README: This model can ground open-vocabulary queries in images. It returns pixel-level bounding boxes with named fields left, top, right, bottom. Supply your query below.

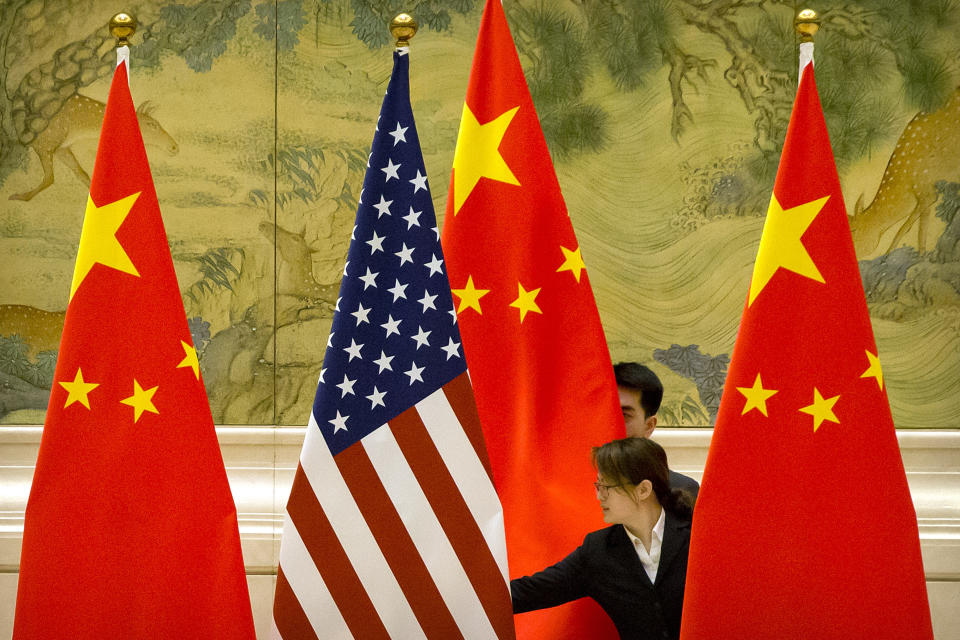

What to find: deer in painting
left=849, top=87, right=960, bottom=258
left=9, top=94, right=179, bottom=202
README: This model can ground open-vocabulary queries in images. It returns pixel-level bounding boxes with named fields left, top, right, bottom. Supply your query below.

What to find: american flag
left=271, top=49, right=516, bottom=640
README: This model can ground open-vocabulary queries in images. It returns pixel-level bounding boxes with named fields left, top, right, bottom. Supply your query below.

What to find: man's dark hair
left=613, top=362, right=663, bottom=417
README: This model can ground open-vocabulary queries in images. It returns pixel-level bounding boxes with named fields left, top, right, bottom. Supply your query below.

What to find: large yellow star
left=799, top=387, right=840, bottom=432
left=451, top=275, right=490, bottom=314
left=557, top=245, right=586, bottom=283
left=748, top=194, right=829, bottom=306
left=451, top=104, right=521, bottom=215
left=120, top=379, right=159, bottom=422
left=861, top=349, right=884, bottom=390
left=177, top=341, right=201, bottom=380
left=509, top=282, right=542, bottom=323
left=70, top=192, right=142, bottom=300
left=736, top=373, right=778, bottom=417
left=59, top=368, right=99, bottom=409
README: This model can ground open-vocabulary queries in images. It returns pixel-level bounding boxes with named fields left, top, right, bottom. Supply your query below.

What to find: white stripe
left=299, top=417, right=426, bottom=639
left=276, top=514, right=352, bottom=638
left=416, top=386, right=510, bottom=584
left=362, top=427, right=498, bottom=639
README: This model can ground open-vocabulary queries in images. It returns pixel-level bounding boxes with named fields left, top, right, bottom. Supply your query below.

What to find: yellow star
left=748, top=194, right=829, bottom=306
left=177, top=341, right=201, bottom=380
left=451, top=104, right=521, bottom=215
left=799, top=387, right=840, bottom=432
left=557, top=245, right=586, bottom=283
left=120, top=379, right=159, bottom=422
left=59, top=368, right=99, bottom=410
left=451, top=275, right=490, bottom=315
left=70, top=192, right=142, bottom=300
left=509, top=282, right=542, bottom=323
left=861, top=349, right=883, bottom=390
left=736, top=373, right=778, bottom=417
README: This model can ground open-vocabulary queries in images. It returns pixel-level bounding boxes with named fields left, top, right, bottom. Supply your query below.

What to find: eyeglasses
left=593, top=482, right=624, bottom=498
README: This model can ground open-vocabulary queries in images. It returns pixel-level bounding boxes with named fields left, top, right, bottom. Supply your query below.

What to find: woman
left=510, top=437, right=694, bottom=640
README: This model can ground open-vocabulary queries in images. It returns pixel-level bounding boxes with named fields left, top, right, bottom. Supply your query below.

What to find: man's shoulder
left=669, top=469, right=700, bottom=497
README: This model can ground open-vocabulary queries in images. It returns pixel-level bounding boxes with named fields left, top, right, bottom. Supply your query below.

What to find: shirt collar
left=624, top=506, right=665, bottom=548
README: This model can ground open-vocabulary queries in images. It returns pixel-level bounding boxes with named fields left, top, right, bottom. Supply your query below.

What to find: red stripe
left=285, top=464, right=389, bottom=639
left=392, top=406, right=516, bottom=640
left=443, top=371, right=495, bottom=482
left=337, top=442, right=463, bottom=639
left=272, top=568, right=319, bottom=640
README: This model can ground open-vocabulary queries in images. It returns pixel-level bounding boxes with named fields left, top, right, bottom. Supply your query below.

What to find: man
left=614, top=362, right=700, bottom=499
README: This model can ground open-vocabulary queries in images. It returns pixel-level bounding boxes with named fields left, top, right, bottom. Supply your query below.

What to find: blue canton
left=314, top=50, right=465, bottom=456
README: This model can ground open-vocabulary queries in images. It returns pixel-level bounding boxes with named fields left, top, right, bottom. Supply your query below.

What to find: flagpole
left=110, top=12, right=136, bottom=73
left=390, top=12, right=418, bottom=51
left=795, top=8, right=819, bottom=78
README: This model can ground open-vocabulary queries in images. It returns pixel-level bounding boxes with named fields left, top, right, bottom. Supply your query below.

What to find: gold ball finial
left=110, top=13, right=137, bottom=47
left=795, top=9, right=820, bottom=42
left=390, top=13, right=418, bottom=48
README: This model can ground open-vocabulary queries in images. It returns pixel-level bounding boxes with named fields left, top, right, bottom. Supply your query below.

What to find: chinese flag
left=13, top=62, right=255, bottom=639
left=679, top=63, right=932, bottom=639
left=441, top=1, right=623, bottom=637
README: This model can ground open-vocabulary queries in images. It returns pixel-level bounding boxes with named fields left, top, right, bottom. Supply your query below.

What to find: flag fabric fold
left=679, top=62, right=933, bottom=639
left=14, top=61, right=255, bottom=638
left=272, top=49, right=515, bottom=640
left=441, top=1, right=624, bottom=637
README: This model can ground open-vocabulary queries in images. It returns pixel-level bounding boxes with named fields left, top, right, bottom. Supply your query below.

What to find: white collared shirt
left=624, top=507, right=665, bottom=584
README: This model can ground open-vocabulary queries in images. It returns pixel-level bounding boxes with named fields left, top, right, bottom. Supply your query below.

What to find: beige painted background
left=1, top=0, right=959, bottom=428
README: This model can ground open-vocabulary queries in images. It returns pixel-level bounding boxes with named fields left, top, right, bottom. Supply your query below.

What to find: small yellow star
left=451, top=275, right=490, bottom=314
left=451, top=104, right=521, bottom=214
left=177, top=341, right=201, bottom=380
left=557, top=245, right=586, bottom=283
left=736, top=373, right=778, bottom=417
left=70, top=192, right=142, bottom=300
left=799, top=387, right=840, bottom=432
left=59, top=368, right=99, bottom=410
left=509, top=282, right=542, bottom=323
left=748, top=193, right=829, bottom=306
left=861, top=349, right=883, bottom=390
left=120, top=379, right=159, bottom=422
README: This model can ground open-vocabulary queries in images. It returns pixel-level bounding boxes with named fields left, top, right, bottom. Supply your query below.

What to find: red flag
left=13, top=62, right=255, bottom=639
left=680, top=63, right=932, bottom=639
left=441, top=1, right=623, bottom=637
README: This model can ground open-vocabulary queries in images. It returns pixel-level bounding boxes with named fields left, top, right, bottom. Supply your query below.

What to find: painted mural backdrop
left=1, top=0, right=958, bottom=427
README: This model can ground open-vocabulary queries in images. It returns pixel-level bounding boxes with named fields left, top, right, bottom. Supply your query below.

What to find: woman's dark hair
left=592, top=437, right=694, bottom=518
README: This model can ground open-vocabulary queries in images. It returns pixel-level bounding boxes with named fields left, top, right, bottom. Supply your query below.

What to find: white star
left=389, top=122, right=408, bottom=146
left=327, top=331, right=335, bottom=347
left=358, top=267, right=379, bottom=289
left=351, top=224, right=357, bottom=239
left=432, top=226, right=440, bottom=241
left=373, top=195, right=393, bottom=218
left=381, top=314, right=402, bottom=338
left=373, top=350, right=394, bottom=373
left=351, top=302, right=371, bottom=325
left=366, top=151, right=372, bottom=168
left=335, top=297, right=342, bottom=312
left=441, top=337, right=461, bottom=360
left=388, top=279, right=408, bottom=302
left=318, top=368, right=325, bottom=383
left=409, top=170, right=428, bottom=193
left=336, top=375, right=356, bottom=398
left=424, top=254, right=443, bottom=277
left=395, top=243, right=415, bottom=266
left=448, top=308, right=458, bottom=324
left=329, top=410, right=349, bottom=433
left=358, top=189, right=364, bottom=205
left=366, top=386, right=387, bottom=409
left=405, top=361, right=425, bottom=385
left=418, top=289, right=438, bottom=312
left=411, top=326, right=431, bottom=350
left=382, top=158, right=401, bottom=182
left=343, top=338, right=364, bottom=361
left=403, top=206, right=422, bottom=229
left=366, top=230, right=386, bottom=254
left=343, top=260, right=349, bottom=276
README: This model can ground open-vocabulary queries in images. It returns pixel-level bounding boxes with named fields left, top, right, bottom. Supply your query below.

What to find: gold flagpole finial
left=795, top=9, right=820, bottom=42
left=110, top=13, right=137, bottom=48
left=390, top=13, right=418, bottom=48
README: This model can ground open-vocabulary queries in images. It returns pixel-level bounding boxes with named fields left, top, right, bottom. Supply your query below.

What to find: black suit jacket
left=669, top=470, right=699, bottom=501
left=511, top=511, right=691, bottom=640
